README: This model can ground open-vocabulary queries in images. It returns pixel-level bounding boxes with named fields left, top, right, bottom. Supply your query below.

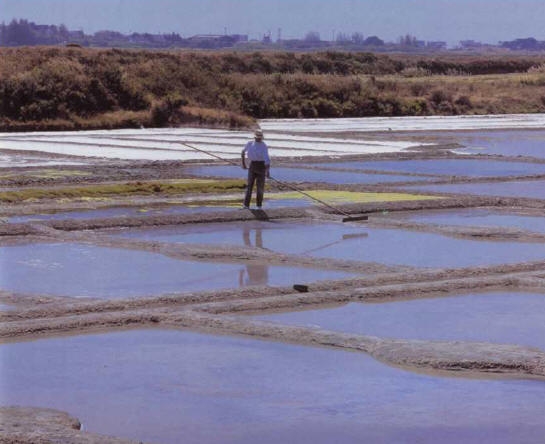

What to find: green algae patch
left=30, top=169, right=91, bottom=179
left=0, top=169, right=91, bottom=180
left=170, top=179, right=220, bottom=184
left=267, top=190, right=442, bottom=203
left=0, top=179, right=246, bottom=203
left=184, top=199, right=241, bottom=208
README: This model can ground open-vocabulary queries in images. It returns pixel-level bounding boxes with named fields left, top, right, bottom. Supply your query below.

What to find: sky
left=1, top=0, right=544, bottom=45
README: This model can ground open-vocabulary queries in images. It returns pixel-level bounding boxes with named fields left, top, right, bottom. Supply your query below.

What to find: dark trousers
left=244, top=161, right=266, bottom=207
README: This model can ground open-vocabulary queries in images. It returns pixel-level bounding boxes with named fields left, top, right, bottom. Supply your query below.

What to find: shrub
left=151, top=94, right=188, bottom=126
left=455, top=95, right=472, bottom=108
left=410, top=82, right=431, bottom=96
left=314, top=98, right=342, bottom=117
left=300, top=100, right=318, bottom=117
left=2, top=47, right=545, bottom=130
left=430, top=89, right=451, bottom=106
left=400, top=66, right=431, bottom=78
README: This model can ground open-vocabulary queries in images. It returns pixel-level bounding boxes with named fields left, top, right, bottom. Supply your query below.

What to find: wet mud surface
left=3, top=125, right=545, bottom=443
left=4, top=198, right=310, bottom=224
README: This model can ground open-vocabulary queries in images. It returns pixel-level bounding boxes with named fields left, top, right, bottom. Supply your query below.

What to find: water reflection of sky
left=0, top=243, right=351, bottom=298
left=451, top=130, right=545, bottom=158
left=256, top=292, right=545, bottom=350
left=407, top=208, right=545, bottom=233
left=116, top=220, right=545, bottom=268
left=403, top=180, right=545, bottom=200
left=303, top=158, right=545, bottom=177
left=182, top=165, right=429, bottom=184
left=2, top=329, right=545, bottom=444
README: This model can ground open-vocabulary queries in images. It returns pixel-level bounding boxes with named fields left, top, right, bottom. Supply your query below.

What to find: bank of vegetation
left=2, top=47, right=545, bottom=132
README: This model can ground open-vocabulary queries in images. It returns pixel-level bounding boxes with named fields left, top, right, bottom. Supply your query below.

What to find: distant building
left=427, top=41, right=447, bottom=50
left=460, top=40, right=481, bottom=49
left=231, top=34, right=248, bottom=43
left=363, top=36, right=384, bottom=46
left=188, top=34, right=248, bottom=47
left=34, top=24, right=55, bottom=36
left=68, top=30, right=84, bottom=40
left=189, top=34, right=247, bottom=43
left=94, top=30, right=127, bottom=41
left=500, top=38, right=544, bottom=51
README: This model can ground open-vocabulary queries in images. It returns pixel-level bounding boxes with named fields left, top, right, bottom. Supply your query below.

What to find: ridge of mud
left=189, top=274, right=544, bottom=314
left=166, top=311, right=545, bottom=379
left=367, top=218, right=545, bottom=242
left=2, top=299, right=545, bottom=379
left=0, top=198, right=502, bottom=237
left=2, top=262, right=545, bottom=380
left=3, top=261, right=545, bottom=323
left=0, top=406, right=141, bottom=444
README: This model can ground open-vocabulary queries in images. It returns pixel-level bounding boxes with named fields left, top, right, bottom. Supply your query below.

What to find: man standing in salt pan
left=241, top=129, right=270, bottom=209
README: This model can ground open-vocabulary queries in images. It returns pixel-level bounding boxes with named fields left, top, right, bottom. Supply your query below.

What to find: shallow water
left=0, top=243, right=351, bottom=298
left=452, top=130, right=545, bottom=158
left=403, top=180, right=545, bottom=199
left=407, top=208, right=545, bottom=233
left=374, top=129, right=545, bottom=159
left=7, top=206, right=215, bottom=223
left=1, top=330, right=544, bottom=444
left=256, top=292, right=545, bottom=350
left=182, top=165, right=430, bottom=184
left=115, top=221, right=545, bottom=268
left=305, top=158, right=545, bottom=177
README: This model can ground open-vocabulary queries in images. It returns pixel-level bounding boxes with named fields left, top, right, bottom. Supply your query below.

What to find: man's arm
left=241, top=144, right=248, bottom=169
left=264, top=144, right=271, bottom=177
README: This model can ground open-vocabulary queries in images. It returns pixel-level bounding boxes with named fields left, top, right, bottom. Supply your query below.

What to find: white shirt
left=242, top=141, right=270, bottom=165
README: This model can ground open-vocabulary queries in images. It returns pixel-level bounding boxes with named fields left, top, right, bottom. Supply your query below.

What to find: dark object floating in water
left=293, top=284, right=309, bottom=293
left=342, top=215, right=369, bottom=222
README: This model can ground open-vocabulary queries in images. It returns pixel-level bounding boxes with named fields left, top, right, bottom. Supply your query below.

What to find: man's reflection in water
left=238, top=226, right=269, bottom=286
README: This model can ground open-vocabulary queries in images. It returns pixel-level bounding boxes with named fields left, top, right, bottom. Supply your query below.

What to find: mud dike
left=2, top=125, right=545, bottom=443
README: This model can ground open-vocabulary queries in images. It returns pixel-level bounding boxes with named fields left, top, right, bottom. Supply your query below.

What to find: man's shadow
left=248, top=209, right=270, bottom=221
